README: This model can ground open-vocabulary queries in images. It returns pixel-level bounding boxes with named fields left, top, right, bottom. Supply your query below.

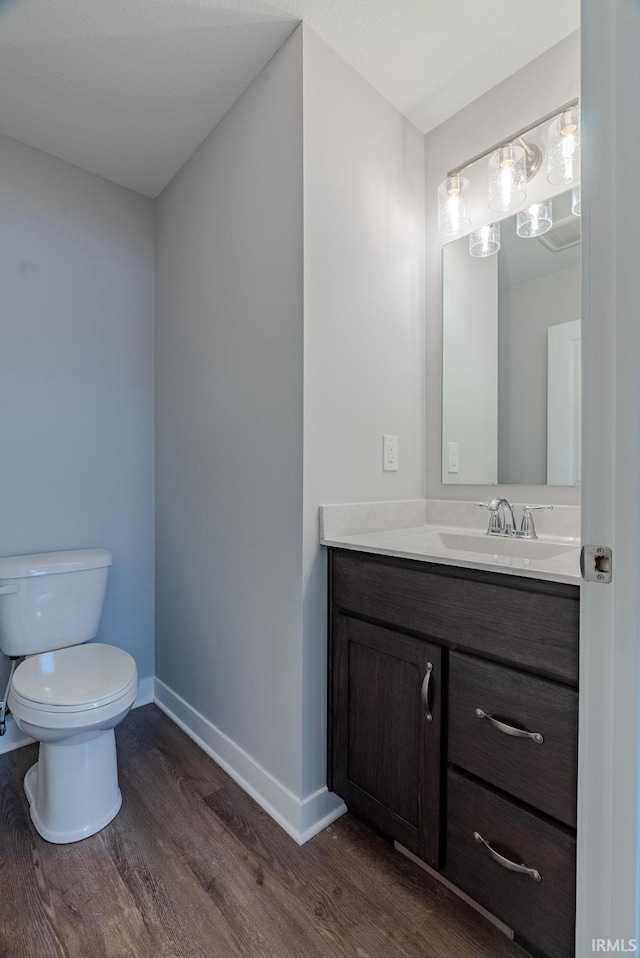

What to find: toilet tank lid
left=0, top=549, right=112, bottom=579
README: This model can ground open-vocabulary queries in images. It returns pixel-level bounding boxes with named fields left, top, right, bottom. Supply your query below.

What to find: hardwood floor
left=0, top=705, right=526, bottom=958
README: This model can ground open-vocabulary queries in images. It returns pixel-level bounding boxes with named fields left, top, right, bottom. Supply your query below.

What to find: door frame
left=577, top=0, right=640, bottom=952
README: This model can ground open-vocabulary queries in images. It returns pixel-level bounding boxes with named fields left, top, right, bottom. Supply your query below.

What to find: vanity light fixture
left=437, top=174, right=471, bottom=235
left=547, top=106, right=581, bottom=186
left=516, top=199, right=553, bottom=238
left=438, top=98, right=579, bottom=236
left=572, top=185, right=582, bottom=216
left=469, top=222, right=500, bottom=257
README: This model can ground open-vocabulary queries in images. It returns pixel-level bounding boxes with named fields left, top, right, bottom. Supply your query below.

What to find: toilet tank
left=0, top=549, right=112, bottom=657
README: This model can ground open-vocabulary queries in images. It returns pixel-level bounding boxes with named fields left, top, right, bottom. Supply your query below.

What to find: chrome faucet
left=488, top=497, right=517, bottom=536
left=476, top=499, right=553, bottom=538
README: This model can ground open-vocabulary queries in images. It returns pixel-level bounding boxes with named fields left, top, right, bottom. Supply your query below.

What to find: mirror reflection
left=442, top=189, right=581, bottom=486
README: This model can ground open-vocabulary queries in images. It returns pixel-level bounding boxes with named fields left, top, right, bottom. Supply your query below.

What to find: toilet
left=0, top=549, right=137, bottom=844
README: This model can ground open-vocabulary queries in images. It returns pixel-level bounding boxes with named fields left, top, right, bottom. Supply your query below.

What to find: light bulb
left=517, top=199, right=553, bottom=238
left=447, top=174, right=462, bottom=196
left=547, top=107, right=581, bottom=186
left=560, top=107, right=579, bottom=136
left=489, top=143, right=527, bottom=212
left=498, top=145, right=515, bottom=169
left=438, top=174, right=471, bottom=235
left=469, top=223, right=501, bottom=257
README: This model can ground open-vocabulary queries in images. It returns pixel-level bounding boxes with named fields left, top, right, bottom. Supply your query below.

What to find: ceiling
left=0, top=0, right=580, bottom=197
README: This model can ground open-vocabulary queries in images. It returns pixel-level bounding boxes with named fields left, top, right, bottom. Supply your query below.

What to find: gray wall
left=0, top=133, right=155, bottom=688
left=424, top=31, right=581, bottom=503
left=155, top=29, right=305, bottom=796
left=302, top=27, right=426, bottom=794
left=499, top=264, right=581, bottom=484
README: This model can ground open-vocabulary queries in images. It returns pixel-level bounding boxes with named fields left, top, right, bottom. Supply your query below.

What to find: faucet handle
left=475, top=501, right=502, bottom=535
left=521, top=505, right=553, bottom=538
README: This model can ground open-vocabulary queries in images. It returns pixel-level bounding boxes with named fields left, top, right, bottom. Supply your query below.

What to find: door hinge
left=580, top=545, right=613, bottom=583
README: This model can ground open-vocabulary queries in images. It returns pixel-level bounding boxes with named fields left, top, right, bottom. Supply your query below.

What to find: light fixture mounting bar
left=446, top=98, right=579, bottom=178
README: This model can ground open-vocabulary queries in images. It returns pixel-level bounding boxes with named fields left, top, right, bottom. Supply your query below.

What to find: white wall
left=442, top=241, right=497, bottom=485
left=155, top=30, right=306, bottom=798
left=155, top=25, right=426, bottom=825
left=302, top=27, right=426, bottom=794
left=425, top=31, right=581, bottom=504
left=499, top=264, right=581, bottom=483
left=0, top=134, right=155, bottom=691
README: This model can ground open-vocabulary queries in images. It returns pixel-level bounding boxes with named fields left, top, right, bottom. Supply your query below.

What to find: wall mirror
left=441, top=188, right=581, bottom=486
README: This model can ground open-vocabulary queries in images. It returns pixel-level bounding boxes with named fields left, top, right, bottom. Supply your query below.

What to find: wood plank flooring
left=0, top=705, right=526, bottom=958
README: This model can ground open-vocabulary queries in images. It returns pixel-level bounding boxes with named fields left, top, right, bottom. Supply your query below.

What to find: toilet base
left=24, top=728, right=123, bottom=844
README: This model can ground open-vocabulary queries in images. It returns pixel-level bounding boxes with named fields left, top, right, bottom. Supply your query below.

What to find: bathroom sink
left=398, top=531, right=574, bottom=561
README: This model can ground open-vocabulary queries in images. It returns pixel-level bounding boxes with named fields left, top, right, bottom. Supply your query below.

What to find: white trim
left=154, top=678, right=346, bottom=845
left=0, top=673, right=157, bottom=756
left=577, top=0, right=640, bottom=952
left=134, top=674, right=155, bottom=708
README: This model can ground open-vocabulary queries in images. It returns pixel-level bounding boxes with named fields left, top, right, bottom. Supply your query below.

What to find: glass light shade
left=488, top=143, right=527, bottom=212
left=572, top=185, right=582, bottom=216
left=438, top=174, right=471, bottom=235
left=469, top=222, right=501, bottom=257
left=547, top=107, right=581, bottom=186
left=516, top=199, right=553, bottom=238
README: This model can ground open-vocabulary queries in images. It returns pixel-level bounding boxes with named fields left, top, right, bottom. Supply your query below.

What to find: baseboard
left=154, top=677, right=346, bottom=845
left=0, top=673, right=157, bottom=756
left=134, top=675, right=155, bottom=707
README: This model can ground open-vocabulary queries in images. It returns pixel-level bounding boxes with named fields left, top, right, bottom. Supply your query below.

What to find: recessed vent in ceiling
left=537, top=213, right=581, bottom=252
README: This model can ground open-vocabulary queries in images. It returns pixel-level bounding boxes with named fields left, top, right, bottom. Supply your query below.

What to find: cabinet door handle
left=421, top=663, right=434, bottom=722
left=473, top=831, right=541, bottom=882
left=474, top=708, right=544, bottom=744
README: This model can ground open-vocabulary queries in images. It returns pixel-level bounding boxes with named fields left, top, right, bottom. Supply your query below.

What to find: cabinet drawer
left=449, top=653, right=578, bottom=826
left=331, top=550, right=579, bottom=684
left=446, top=770, right=575, bottom=958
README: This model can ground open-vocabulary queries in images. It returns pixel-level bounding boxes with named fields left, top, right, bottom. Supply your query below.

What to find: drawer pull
left=473, top=831, right=542, bottom=882
left=421, top=663, right=434, bottom=722
left=474, top=708, right=544, bottom=744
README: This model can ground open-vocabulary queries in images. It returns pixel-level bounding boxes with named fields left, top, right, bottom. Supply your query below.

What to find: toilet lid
left=12, top=644, right=137, bottom=711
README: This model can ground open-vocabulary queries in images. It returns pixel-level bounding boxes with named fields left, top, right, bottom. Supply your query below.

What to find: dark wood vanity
left=327, top=547, right=580, bottom=958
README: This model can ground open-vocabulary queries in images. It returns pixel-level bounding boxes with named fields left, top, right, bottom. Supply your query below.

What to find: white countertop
left=319, top=500, right=581, bottom=585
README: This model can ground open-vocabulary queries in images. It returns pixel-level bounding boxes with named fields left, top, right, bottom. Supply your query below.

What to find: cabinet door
left=330, top=613, right=442, bottom=866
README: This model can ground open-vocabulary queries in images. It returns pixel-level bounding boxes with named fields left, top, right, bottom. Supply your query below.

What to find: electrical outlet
left=383, top=435, right=398, bottom=471
left=448, top=441, right=459, bottom=473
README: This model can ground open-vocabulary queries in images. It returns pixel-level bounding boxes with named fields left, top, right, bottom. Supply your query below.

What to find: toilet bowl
left=8, top=643, right=137, bottom=843
left=0, top=549, right=137, bottom=844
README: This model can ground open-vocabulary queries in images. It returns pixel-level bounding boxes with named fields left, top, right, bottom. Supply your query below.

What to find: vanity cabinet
left=327, top=548, right=580, bottom=958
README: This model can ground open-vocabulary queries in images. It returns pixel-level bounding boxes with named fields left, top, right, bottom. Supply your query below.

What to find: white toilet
left=0, top=549, right=137, bottom=844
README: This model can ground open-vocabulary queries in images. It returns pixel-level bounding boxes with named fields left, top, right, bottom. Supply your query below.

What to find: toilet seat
left=11, top=643, right=137, bottom=712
